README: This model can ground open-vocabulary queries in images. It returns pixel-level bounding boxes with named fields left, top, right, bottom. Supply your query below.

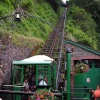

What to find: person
left=23, top=78, right=30, bottom=91
left=0, top=65, right=4, bottom=87
left=44, top=76, right=48, bottom=84
left=29, top=80, right=36, bottom=92
left=38, top=76, right=47, bottom=86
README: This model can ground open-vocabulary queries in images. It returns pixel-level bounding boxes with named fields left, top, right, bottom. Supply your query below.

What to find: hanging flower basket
left=74, top=63, right=89, bottom=73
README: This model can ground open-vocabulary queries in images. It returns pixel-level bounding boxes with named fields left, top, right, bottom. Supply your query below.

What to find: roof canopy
left=65, top=40, right=100, bottom=56
left=13, top=55, right=54, bottom=65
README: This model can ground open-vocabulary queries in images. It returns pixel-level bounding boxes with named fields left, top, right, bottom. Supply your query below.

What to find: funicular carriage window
left=24, top=65, right=36, bottom=87
left=13, top=66, right=22, bottom=85
left=37, top=65, right=51, bottom=86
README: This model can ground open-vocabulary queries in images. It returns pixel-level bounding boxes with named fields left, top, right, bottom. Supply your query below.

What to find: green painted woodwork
left=74, top=68, right=100, bottom=90
left=12, top=66, right=24, bottom=85
left=73, top=85, right=90, bottom=99
left=13, top=86, right=21, bottom=100
left=53, top=63, right=57, bottom=89
left=11, top=55, right=56, bottom=100
left=74, top=60, right=100, bottom=99
left=36, top=65, right=52, bottom=86
left=66, top=50, right=71, bottom=100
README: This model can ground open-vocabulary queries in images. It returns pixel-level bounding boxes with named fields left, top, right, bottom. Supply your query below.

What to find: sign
left=86, top=78, right=90, bottom=83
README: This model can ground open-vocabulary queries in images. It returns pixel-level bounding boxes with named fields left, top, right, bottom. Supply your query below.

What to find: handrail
left=56, top=8, right=67, bottom=90
left=0, top=90, right=62, bottom=96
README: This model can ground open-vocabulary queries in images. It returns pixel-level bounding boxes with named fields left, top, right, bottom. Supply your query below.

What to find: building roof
left=65, top=40, right=100, bottom=56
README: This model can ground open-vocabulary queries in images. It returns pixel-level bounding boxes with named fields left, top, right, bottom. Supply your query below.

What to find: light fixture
left=14, top=11, right=21, bottom=21
left=62, top=0, right=67, bottom=4
left=66, top=46, right=71, bottom=53
left=60, top=0, right=70, bottom=7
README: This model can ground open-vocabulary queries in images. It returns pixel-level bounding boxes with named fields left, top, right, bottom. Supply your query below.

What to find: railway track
left=40, top=8, right=67, bottom=90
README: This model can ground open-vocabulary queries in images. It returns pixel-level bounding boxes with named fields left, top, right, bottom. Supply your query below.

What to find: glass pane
left=44, top=76, right=48, bottom=85
left=38, top=69, right=43, bottom=75
left=44, top=66, right=48, bottom=68
left=38, top=76, right=48, bottom=86
left=88, top=60, right=92, bottom=68
left=44, top=69, right=48, bottom=75
left=14, top=69, right=22, bottom=85
left=38, top=66, right=42, bottom=68
left=95, top=60, right=100, bottom=68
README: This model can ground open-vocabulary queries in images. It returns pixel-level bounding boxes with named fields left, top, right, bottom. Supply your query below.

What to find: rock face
left=0, top=69, right=3, bottom=87
left=0, top=35, right=34, bottom=85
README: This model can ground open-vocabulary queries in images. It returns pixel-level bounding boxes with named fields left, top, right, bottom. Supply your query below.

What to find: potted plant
left=74, top=63, right=89, bottom=73
left=28, top=89, right=57, bottom=100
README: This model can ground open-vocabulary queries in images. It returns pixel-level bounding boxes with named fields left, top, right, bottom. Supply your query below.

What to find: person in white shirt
left=23, top=79, right=30, bottom=91
left=38, top=76, right=47, bottom=86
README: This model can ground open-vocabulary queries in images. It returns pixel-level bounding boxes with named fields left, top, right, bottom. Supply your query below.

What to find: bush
left=66, top=20, right=98, bottom=50
left=66, top=5, right=98, bottom=50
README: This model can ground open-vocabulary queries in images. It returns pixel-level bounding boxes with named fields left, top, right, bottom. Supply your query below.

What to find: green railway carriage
left=1, top=55, right=58, bottom=100
left=12, top=55, right=56, bottom=88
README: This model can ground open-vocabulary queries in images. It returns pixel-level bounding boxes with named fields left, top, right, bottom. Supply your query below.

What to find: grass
left=0, top=29, right=44, bottom=49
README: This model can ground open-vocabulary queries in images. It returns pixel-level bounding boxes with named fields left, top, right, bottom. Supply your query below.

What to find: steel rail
left=56, top=8, right=67, bottom=90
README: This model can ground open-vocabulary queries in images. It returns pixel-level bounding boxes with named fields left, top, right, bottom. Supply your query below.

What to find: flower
left=36, top=98, right=40, bottom=100
left=74, top=63, right=89, bottom=73
left=32, top=89, right=57, bottom=100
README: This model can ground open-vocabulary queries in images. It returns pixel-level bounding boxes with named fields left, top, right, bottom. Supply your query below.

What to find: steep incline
left=40, top=8, right=67, bottom=90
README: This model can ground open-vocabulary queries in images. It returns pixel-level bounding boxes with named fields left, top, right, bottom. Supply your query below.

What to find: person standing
left=38, top=76, right=47, bottom=86
left=23, top=78, right=30, bottom=91
left=0, top=63, right=4, bottom=87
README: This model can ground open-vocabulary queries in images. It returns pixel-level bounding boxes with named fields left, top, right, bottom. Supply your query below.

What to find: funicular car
left=1, top=55, right=60, bottom=100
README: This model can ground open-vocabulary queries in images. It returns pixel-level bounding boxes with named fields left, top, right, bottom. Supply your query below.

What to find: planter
left=74, top=63, right=89, bottom=73
left=29, top=89, right=57, bottom=100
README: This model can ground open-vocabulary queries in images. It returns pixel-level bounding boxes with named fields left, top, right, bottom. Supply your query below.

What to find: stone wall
left=66, top=43, right=100, bottom=60
left=0, top=36, right=34, bottom=85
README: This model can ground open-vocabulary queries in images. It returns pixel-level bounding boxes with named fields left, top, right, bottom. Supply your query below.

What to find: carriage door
left=36, top=65, right=51, bottom=86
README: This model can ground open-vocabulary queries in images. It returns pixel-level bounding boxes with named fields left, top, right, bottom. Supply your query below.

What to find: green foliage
left=69, top=5, right=97, bottom=33
left=0, top=0, right=99, bottom=50
left=66, top=21, right=98, bottom=49
left=21, top=0, right=34, bottom=12
left=66, top=5, right=98, bottom=50
left=45, top=0, right=61, bottom=12
left=74, top=63, right=89, bottom=73
left=0, top=45, right=6, bottom=50
left=12, top=34, right=44, bottom=48
left=0, top=1, right=58, bottom=41
left=70, top=0, right=100, bottom=49
left=0, top=2, right=13, bottom=16
left=29, top=89, right=58, bottom=100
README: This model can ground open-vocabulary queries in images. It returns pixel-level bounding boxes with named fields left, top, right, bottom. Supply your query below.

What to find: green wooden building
left=65, top=40, right=100, bottom=98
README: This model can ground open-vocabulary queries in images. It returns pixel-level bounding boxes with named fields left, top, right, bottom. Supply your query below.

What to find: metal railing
left=62, top=85, right=92, bottom=100
left=0, top=85, right=92, bottom=100
left=0, top=86, right=62, bottom=100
